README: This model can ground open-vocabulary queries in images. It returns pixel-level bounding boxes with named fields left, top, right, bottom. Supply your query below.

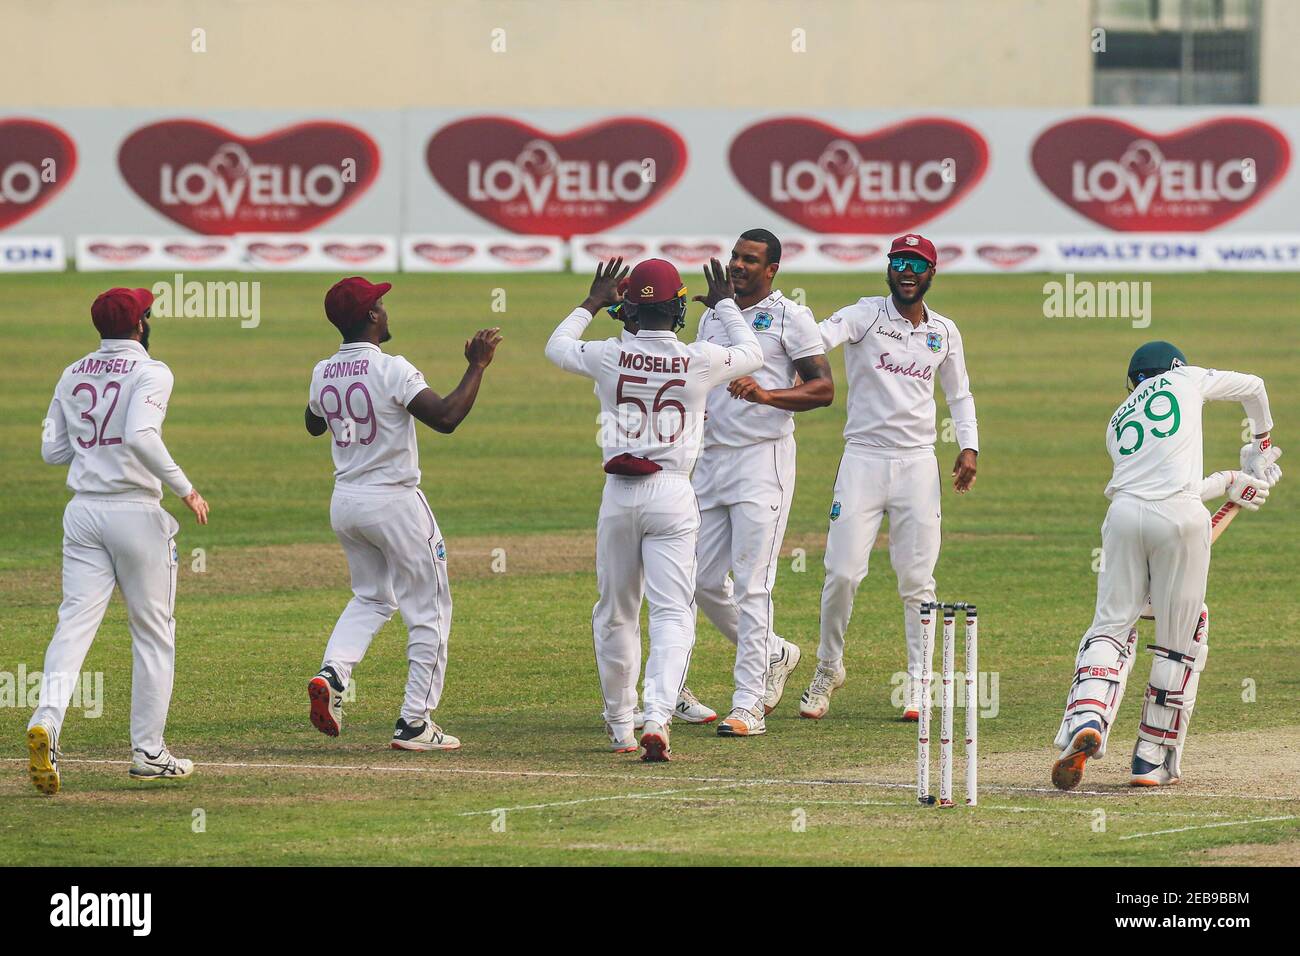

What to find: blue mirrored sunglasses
left=890, top=256, right=930, bottom=275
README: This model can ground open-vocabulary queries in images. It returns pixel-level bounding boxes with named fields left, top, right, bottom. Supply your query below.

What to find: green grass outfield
left=1, top=269, right=1297, bottom=866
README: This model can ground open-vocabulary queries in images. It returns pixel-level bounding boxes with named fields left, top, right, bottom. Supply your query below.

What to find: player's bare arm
left=952, top=449, right=977, bottom=493
left=581, top=256, right=630, bottom=314
left=406, top=328, right=503, bottom=434
left=728, top=354, right=833, bottom=410
left=305, top=406, right=328, bottom=437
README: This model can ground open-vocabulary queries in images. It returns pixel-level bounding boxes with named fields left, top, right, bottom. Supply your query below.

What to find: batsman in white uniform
left=304, top=277, right=501, bottom=752
left=546, top=257, right=763, bottom=761
left=28, top=287, right=210, bottom=795
left=799, top=234, right=979, bottom=721
left=1052, top=341, right=1277, bottom=788
left=692, top=229, right=833, bottom=737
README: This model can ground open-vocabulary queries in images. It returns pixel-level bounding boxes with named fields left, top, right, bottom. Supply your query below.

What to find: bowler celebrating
left=28, top=287, right=209, bottom=794
left=546, top=257, right=763, bottom=761
left=800, top=234, right=979, bottom=721
left=305, top=277, right=501, bottom=752
left=693, top=229, right=833, bottom=736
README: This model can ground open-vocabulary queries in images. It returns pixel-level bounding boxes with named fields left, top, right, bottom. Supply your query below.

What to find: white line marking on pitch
left=1, top=757, right=1292, bottom=803
left=458, top=781, right=766, bottom=815
left=1118, top=814, right=1299, bottom=840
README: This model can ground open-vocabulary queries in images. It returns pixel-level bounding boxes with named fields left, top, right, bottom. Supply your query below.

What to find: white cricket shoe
left=1130, top=751, right=1180, bottom=788
left=674, top=686, right=717, bottom=724
left=391, top=716, right=461, bottom=751
left=606, top=722, right=637, bottom=754
left=639, top=720, right=671, bottom=762
left=27, top=722, right=60, bottom=796
left=130, top=746, right=194, bottom=781
left=308, top=665, right=345, bottom=737
left=798, top=662, right=846, bottom=719
left=717, top=706, right=766, bottom=737
left=763, top=639, right=802, bottom=715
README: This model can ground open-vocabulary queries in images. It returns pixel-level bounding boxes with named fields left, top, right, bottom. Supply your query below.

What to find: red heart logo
left=488, top=244, right=551, bottom=265
left=729, top=117, right=988, bottom=233
left=937, top=244, right=964, bottom=266
left=413, top=242, right=476, bottom=264
left=975, top=244, right=1039, bottom=269
left=323, top=242, right=386, bottom=263
left=162, top=242, right=228, bottom=261
left=1031, top=117, right=1291, bottom=231
left=87, top=242, right=150, bottom=262
left=426, top=116, right=687, bottom=237
left=0, top=118, right=77, bottom=229
left=660, top=242, right=723, bottom=266
left=247, top=241, right=309, bottom=263
left=584, top=241, right=648, bottom=260
left=118, top=120, right=380, bottom=235
left=782, top=240, right=807, bottom=259
left=818, top=241, right=882, bottom=264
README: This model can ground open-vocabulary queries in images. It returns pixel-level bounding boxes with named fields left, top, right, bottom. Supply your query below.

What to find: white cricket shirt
left=820, top=296, right=978, bottom=454
left=41, top=339, right=192, bottom=502
left=308, top=342, right=429, bottom=492
left=1104, top=365, right=1272, bottom=501
left=696, top=291, right=824, bottom=448
left=546, top=299, right=764, bottom=473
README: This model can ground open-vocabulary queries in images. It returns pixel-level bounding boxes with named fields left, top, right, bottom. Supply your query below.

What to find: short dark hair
left=738, top=228, right=781, bottom=265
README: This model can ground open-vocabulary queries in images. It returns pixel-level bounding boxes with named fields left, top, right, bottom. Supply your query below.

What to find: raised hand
left=582, top=257, right=630, bottom=313
left=692, top=258, right=735, bottom=309
left=465, top=328, right=504, bottom=369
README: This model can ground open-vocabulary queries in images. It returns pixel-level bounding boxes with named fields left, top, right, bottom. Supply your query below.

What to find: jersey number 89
left=320, top=382, right=377, bottom=447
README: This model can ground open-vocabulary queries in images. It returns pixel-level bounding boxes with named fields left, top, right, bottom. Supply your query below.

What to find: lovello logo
left=425, top=116, right=688, bottom=236
left=0, top=118, right=77, bottom=229
left=118, top=120, right=380, bottom=234
left=729, top=117, right=988, bottom=233
left=1031, top=117, right=1291, bottom=231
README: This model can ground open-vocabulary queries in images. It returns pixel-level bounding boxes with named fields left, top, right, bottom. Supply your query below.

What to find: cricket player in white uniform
left=304, top=277, right=501, bottom=752
left=28, top=287, right=210, bottom=795
left=1051, top=341, right=1277, bottom=788
left=799, top=234, right=979, bottom=721
left=692, top=229, right=833, bottom=737
left=546, top=257, right=763, bottom=761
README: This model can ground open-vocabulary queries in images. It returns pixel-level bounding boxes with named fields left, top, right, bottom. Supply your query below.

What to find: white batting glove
left=1240, top=438, right=1281, bottom=482
left=1225, top=471, right=1271, bottom=511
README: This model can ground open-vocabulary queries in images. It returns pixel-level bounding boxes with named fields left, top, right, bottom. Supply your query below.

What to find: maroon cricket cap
left=91, top=287, right=154, bottom=337
left=888, top=233, right=937, bottom=267
left=623, top=259, right=686, bottom=305
left=325, top=276, right=391, bottom=331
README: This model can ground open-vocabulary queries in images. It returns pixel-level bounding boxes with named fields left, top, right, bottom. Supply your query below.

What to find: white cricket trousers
left=1087, top=494, right=1210, bottom=660
left=592, top=472, right=700, bottom=731
left=693, top=435, right=796, bottom=712
left=322, top=487, right=452, bottom=723
left=817, top=446, right=942, bottom=704
left=29, top=495, right=180, bottom=755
